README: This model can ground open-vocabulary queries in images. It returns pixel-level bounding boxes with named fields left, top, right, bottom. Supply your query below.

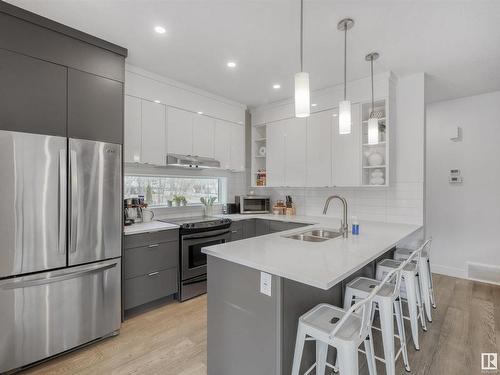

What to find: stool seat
left=395, top=247, right=429, bottom=260
left=300, top=304, right=362, bottom=343
left=378, top=258, right=417, bottom=272
left=346, top=277, right=394, bottom=298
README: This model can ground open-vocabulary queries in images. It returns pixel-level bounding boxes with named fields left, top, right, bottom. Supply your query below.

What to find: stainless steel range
left=159, top=216, right=232, bottom=301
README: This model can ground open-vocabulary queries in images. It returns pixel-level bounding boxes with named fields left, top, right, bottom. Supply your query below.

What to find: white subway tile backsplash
left=256, top=182, right=423, bottom=225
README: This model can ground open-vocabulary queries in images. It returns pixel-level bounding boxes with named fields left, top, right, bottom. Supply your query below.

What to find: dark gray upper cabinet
left=0, top=11, right=126, bottom=82
left=68, top=69, right=124, bottom=144
left=0, top=49, right=67, bottom=136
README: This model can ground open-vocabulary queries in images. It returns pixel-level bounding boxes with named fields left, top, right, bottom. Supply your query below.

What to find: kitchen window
left=124, top=175, right=222, bottom=207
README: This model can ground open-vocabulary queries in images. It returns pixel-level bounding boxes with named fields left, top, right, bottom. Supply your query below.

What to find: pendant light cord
left=370, top=57, right=374, bottom=118
left=343, top=24, right=347, bottom=100
left=300, top=0, right=303, bottom=72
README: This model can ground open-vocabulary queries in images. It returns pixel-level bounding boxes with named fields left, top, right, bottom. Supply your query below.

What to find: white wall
left=249, top=73, right=425, bottom=228
left=426, top=90, right=500, bottom=280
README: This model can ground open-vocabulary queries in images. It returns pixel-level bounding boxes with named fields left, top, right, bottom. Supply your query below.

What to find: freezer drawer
left=0, top=131, right=67, bottom=278
left=69, top=139, right=122, bottom=265
left=0, top=258, right=121, bottom=373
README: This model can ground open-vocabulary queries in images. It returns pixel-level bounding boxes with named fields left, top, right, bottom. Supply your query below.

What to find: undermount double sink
left=283, top=228, right=342, bottom=242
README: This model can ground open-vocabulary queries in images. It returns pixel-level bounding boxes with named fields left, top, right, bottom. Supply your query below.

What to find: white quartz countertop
left=123, top=221, right=179, bottom=235
left=203, top=214, right=421, bottom=290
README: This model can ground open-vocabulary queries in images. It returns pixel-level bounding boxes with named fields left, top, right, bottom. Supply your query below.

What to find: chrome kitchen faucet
left=323, top=195, right=349, bottom=238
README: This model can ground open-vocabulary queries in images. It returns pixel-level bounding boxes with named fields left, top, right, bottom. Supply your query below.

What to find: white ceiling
left=7, top=0, right=500, bottom=107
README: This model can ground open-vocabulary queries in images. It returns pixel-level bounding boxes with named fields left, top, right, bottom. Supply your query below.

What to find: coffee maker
left=124, top=197, right=143, bottom=226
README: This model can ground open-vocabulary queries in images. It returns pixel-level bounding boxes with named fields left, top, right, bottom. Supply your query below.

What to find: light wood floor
left=23, top=274, right=500, bottom=375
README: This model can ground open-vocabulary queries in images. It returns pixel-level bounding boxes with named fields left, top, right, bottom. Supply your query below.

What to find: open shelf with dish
left=361, top=99, right=389, bottom=186
left=251, top=124, right=267, bottom=187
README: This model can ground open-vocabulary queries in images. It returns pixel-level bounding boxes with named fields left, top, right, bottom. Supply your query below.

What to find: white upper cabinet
left=124, top=96, right=142, bottom=163
left=266, top=120, right=286, bottom=187
left=332, top=103, right=361, bottom=186
left=192, top=114, right=215, bottom=158
left=166, top=106, right=193, bottom=155
left=284, top=118, right=307, bottom=186
left=214, top=120, right=232, bottom=170
left=306, top=110, right=333, bottom=187
left=230, top=124, right=245, bottom=171
left=141, top=100, right=166, bottom=165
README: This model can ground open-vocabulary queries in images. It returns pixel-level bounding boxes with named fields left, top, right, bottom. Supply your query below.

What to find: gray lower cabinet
left=0, top=49, right=67, bottom=136
left=243, top=219, right=256, bottom=238
left=255, top=219, right=270, bottom=236
left=68, top=69, right=124, bottom=144
left=124, top=268, right=178, bottom=310
left=230, top=219, right=308, bottom=242
left=230, top=221, right=243, bottom=242
left=123, top=229, right=179, bottom=311
left=255, top=219, right=308, bottom=236
left=268, top=220, right=308, bottom=233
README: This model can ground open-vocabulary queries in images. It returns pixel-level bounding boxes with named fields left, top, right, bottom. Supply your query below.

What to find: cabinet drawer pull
left=147, top=271, right=160, bottom=277
left=231, top=231, right=238, bottom=234
left=148, top=243, right=160, bottom=248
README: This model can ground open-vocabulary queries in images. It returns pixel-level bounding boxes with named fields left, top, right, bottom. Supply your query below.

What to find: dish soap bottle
left=352, top=216, right=359, bottom=235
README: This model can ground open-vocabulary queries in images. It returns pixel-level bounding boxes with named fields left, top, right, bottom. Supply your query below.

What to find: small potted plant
left=180, top=196, right=187, bottom=206
left=172, top=194, right=182, bottom=207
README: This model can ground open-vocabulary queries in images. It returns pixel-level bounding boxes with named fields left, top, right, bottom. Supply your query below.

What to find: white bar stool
left=291, top=270, right=396, bottom=375
left=376, top=242, right=429, bottom=351
left=343, top=256, right=411, bottom=375
left=394, top=238, right=436, bottom=321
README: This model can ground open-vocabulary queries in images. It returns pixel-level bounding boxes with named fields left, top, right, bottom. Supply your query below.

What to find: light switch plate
left=260, top=272, right=272, bottom=296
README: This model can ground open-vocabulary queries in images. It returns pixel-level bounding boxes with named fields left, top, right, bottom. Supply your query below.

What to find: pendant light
left=294, top=0, right=310, bottom=118
left=366, top=52, right=380, bottom=145
left=337, top=18, right=354, bottom=134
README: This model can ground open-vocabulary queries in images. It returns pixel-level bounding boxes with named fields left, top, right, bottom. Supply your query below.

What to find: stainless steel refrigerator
left=0, top=130, right=122, bottom=373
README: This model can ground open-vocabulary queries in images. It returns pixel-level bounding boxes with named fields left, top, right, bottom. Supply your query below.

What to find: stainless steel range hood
left=166, top=153, right=221, bottom=169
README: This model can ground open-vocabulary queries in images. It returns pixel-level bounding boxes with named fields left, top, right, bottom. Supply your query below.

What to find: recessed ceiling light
left=311, top=103, right=317, bottom=107
left=273, top=84, right=281, bottom=89
left=154, top=26, right=166, bottom=34
left=333, top=113, right=338, bottom=117
left=197, top=111, right=204, bottom=115
left=227, top=61, right=237, bottom=68
left=154, top=100, right=161, bottom=104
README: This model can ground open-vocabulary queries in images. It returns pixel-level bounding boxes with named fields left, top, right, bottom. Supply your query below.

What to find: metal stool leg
left=316, top=341, right=328, bottom=375
left=337, top=344, right=359, bottom=375
left=394, top=298, right=410, bottom=372
left=378, top=298, right=396, bottom=375
left=364, top=330, right=378, bottom=375
left=291, top=324, right=306, bottom=375
left=404, top=275, right=420, bottom=350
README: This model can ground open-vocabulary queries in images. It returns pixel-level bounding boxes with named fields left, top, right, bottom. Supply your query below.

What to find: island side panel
left=207, top=256, right=281, bottom=375
left=281, top=278, right=343, bottom=374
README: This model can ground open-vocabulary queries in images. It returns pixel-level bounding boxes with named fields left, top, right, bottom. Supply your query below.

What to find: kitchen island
left=202, top=215, right=421, bottom=375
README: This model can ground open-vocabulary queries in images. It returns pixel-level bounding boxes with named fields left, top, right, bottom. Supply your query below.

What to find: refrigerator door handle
left=0, top=262, right=117, bottom=290
left=69, top=149, right=78, bottom=253
left=58, top=149, right=67, bottom=254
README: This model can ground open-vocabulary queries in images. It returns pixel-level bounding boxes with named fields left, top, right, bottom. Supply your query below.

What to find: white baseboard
left=431, top=263, right=466, bottom=279
left=432, top=262, right=500, bottom=286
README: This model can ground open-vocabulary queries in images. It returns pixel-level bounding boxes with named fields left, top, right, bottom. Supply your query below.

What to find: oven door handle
left=183, top=276, right=207, bottom=286
left=182, top=228, right=231, bottom=240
